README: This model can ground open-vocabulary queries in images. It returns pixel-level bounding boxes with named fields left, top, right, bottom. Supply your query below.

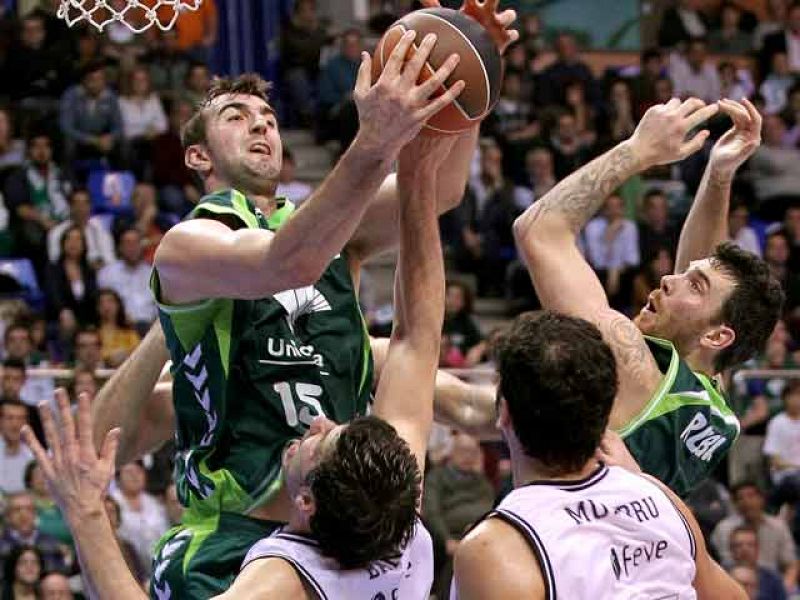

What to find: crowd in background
left=0, top=0, right=799, bottom=598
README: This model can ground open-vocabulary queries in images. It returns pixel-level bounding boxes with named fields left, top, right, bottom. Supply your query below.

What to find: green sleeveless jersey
left=150, top=189, right=373, bottom=518
left=618, top=336, right=740, bottom=498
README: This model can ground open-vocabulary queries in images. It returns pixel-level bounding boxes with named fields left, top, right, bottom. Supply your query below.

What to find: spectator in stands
left=317, top=28, right=361, bottom=149
left=443, top=281, right=485, bottom=368
left=274, top=148, right=312, bottom=206
left=3, top=133, right=71, bottom=277
left=111, top=462, right=168, bottom=579
left=712, top=481, right=798, bottom=591
left=0, top=109, right=24, bottom=172
left=730, top=525, right=788, bottom=600
left=709, top=2, right=753, bottom=54
left=97, top=227, right=157, bottom=330
left=764, top=381, right=800, bottom=507
left=601, top=79, right=636, bottom=150
left=632, top=247, right=674, bottom=315
left=564, top=80, right=597, bottom=146
left=171, top=0, right=217, bottom=63
left=536, top=32, right=597, bottom=107
left=150, top=99, right=200, bottom=216
left=584, top=193, right=640, bottom=310
left=72, top=326, right=104, bottom=372
left=762, top=1, right=800, bottom=75
left=760, top=53, right=795, bottom=115
left=0, top=545, right=41, bottom=600
left=669, top=37, right=721, bottom=102
left=71, top=26, right=104, bottom=79
left=631, top=48, right=666, bottom=114
left=729, top=201, right=762, bottom=257
left=180, top=61, right=211, bottom=108
left=24, top=463, right=71, bottom=550
left=653, top=75, right=676, bottom=105
left=686, top=477, right=733, bottom=547
left=47, top=189, right=115, bottom=271
left=164, top=484, right=183, bottom=527
left=59, top=60, right=124, bottom=175
left=764, top=230, right=800, bottom=312
left=2, top=359, right=26, bottom=403
left=44, top=225, right=97, bottom=329
left=70, top=366, right=98, bottom=401
left=519, top=13, right=547, bottom=60
left=3, top=12, right=67, bottom=113
left=0, top=493, right=67, bottom=576
left=118, top=67, right=168, bottom=180
left=96, top=288, right=139, bottom=368
left=719, top=61, right=752, bottom=102
left=144, top=30, right=191, bottom=101
left=458, top=142, right=528, bottom=297
left=423, top=432, right=495, bottom=597
left=658, top=0, right=709, bottom=49
left=549, top=109, right=593, bottom=179
left=39, top=572, right=73, bottom=600
left=522, top=147, right=556, bottom=201
left=781, top=84, right=800, bottom=145
left=755, top=0, right=789, bottom=50
left=0, top=401, right=31, bottom=494
left=103, top=496, right=146, bottom=586
left=781, top=206, right=800, bottom=272
left=112, top=183, right=170, bottom=264
left=280, top=0, right=328, bottom=127
left=637, top=189, right=677, bottom=263
left=748, top=115, right=800, bottom=209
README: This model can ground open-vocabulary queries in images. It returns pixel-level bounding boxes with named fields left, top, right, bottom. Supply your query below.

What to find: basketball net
left=56, top=0, right=203, bottom=33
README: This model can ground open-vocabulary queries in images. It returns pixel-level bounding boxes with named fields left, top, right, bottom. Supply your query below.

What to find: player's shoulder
left=454, top=518, right=544, bottom=598
left=218, top=556, right=312, bottom=600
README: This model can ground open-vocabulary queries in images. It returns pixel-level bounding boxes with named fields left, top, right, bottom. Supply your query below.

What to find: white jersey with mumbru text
left=242, top=518, right=433, bottom=600
left=451, top=464, right=698, bottom=600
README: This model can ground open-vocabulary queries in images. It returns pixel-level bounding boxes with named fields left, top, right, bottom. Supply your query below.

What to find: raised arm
left=91, top=322, right=173, bottom=465
left=675, top=98, right=762, bottom=273
left=371, top=134, right=452, bottom=472
left=155, top=33, right=465, bottom=304
left=346, top=0, right=518, bottom=267
left=23, top=391, right=147, bottom=600
left=512, top=99, right=717, bottom=409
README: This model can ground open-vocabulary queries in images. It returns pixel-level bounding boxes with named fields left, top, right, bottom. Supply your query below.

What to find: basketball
left=373, top=8, right=503, bottom=134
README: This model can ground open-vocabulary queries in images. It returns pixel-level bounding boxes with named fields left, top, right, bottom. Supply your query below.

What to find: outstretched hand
left=628, top=97, right=719, bottom=168
left=709, top=98, right=762, bottom=179
left=21, top=390, right=120, bottom=526
left=421, top=0, right=519, bottom=54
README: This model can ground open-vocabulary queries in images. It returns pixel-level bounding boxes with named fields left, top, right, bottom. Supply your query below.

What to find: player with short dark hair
left=513, top=97, right=783, bottom=497
left=451, top=311, right=747, bottom=599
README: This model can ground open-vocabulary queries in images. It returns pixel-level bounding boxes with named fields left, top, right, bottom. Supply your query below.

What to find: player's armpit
left=453, top=519, right=545, bottom=600
left=213, top=558, right=312, bottom=600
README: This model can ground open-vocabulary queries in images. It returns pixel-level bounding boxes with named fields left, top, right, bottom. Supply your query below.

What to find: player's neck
left=510, top=449, right=601, bottom=487
left=205, top=177, right=280, bottom=217
left=678, top=342, right=717, bottom=377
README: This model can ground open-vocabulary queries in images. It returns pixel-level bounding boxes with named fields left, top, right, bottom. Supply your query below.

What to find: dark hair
left=2, top=545, right=42, bottom=588
left=731, top=480, right=763, bottom=498
left=181, top=73, right=273, bottom=148
left=59, top=224, right=89, bottom=266
left=641, top=48, right=662, bottom=62
left=104, top=495, right=122, bottom=524
left=74, top=325, right=101, bottom=346
left=307, top=416, right=421, bottom=570
left=711, top=242, right=784, bottom=371
left=496, top=311, right=617, bottom=473
left=783, top=379, right=800, bottom=400
left=23, top=460, right=38, bottom=490
left=96, top=288, right=130, bottom=329
left=1, top=398, right=27, bottom=414
left=446, top=280, right=474, bottom=315
left=80, top=59, right=106, bottom=80
left=4, top=322, right=30, bottom=344
left=3, top=358, right=26, bottom=374
left=68, top=188, right=91, bottom=206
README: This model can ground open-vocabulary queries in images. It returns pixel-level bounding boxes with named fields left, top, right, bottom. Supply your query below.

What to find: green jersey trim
left=617, top=336, right=680, bottom=437
left=191, top=189, right=259, bottom=229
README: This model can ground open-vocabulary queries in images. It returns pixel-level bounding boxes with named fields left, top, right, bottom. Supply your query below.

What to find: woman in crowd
left=1, top=546, right=41, bottom=600
left=96, top=288, right=140, bottom=368
left=45, top=225, right=97, bottom=335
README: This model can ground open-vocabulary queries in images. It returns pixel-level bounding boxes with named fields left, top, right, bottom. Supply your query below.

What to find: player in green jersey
left=88, top=3, right=514, bottom=598
left=513, top=97, right=784, bottom=498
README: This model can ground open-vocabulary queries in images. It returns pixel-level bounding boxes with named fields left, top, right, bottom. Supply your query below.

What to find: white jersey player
left=451, top=312, right=747, bottom=600
left=244, top=520, right=433, bottom=600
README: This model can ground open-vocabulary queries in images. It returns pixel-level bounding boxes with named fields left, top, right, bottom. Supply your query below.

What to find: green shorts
left=149, top=512, right=282, bottom=599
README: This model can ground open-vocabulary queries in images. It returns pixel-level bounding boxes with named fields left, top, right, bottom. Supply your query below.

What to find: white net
left=57, top=0, right=203, bottom=34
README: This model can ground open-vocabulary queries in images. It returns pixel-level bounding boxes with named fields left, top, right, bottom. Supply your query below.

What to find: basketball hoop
left=56, top=0, right=203, bottom=34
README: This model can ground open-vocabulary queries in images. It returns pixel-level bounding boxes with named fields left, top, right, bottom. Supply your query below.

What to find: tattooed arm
left=675, top=99, right=762, bottom=273
left=513, top=98, right=718, bottom=424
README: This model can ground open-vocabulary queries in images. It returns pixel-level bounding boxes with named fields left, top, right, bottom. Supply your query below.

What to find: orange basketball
left=372, top=8, right=503, bottom=134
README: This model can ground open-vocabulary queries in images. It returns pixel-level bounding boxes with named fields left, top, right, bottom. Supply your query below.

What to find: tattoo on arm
left=707, top=168, right=733, bottom=190
left=601, top=314, right=658, bottom=390
left=537, top=143, right=638, bottom=232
